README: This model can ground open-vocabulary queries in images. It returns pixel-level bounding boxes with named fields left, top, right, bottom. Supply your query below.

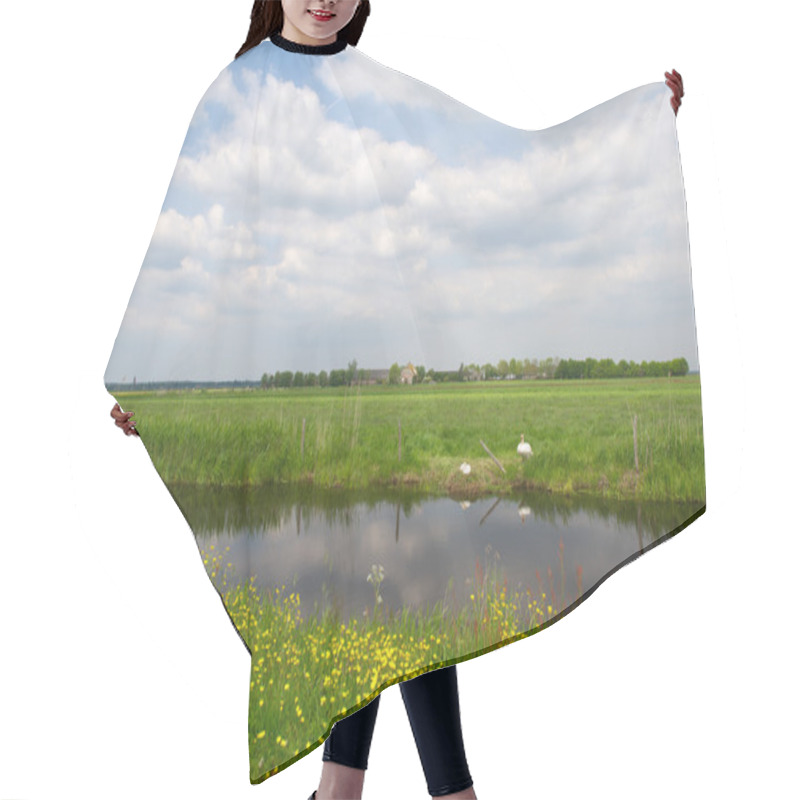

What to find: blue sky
left=105, top=39, right=698, bottom=383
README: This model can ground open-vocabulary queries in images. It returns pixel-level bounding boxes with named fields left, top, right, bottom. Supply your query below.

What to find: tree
left=388, top=362, right=401, bottom=385
left=415, top=365, right=426, bottom=383
left=346, top=359, right=358, bottom=386
left=318, top=370, right=329, bottom=387
left=260, top=372, right=270, bottom=389
left=293, top=371, right=305, bottom=388
left=522, top=358, right=537, bottom=379
left=555, top=358, right=579, bottom=379
left=669, top=357, right=689, bottom=376
left=540, top=357, right=556, bottom=379
left=595, top=358, right=616, bottom=379
left=329, top=369, right=346, bottom=387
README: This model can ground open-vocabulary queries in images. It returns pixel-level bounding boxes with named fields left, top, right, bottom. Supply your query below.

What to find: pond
left=167, top=484, right=703, bottom=626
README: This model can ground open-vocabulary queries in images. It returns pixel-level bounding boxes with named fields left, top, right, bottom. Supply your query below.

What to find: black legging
left=323, top=664, right=473, bottom=797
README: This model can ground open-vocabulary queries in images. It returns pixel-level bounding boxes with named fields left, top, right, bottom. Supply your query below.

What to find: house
left=400, top=363, right=418, bottom=385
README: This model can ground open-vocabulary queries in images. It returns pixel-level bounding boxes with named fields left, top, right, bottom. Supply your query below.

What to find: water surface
left=168, top=484, right=702, bottom=624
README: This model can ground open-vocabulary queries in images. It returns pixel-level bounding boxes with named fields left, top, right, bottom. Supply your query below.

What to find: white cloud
left=106, top=60, right=696, bottom=382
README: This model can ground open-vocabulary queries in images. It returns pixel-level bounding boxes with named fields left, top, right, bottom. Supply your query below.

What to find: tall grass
left=115, top=376, right=705, bottom=502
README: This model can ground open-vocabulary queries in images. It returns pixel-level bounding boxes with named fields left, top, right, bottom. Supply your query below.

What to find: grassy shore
left=115, top=376, right=705, bottom=503
left=200, top=542, right=577, bottom=782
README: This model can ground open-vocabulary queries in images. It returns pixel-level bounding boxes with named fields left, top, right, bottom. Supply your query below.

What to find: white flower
left=460, top=462, right=471, bottom=475
left=367, top=563, right=385, bottom=584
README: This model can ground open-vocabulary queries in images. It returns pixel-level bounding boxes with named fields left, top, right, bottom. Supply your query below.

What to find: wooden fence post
left=480, top=439, right=506, bottom=474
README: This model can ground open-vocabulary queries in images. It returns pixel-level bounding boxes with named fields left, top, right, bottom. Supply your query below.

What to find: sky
left=104, top=40, right=698, bottom=383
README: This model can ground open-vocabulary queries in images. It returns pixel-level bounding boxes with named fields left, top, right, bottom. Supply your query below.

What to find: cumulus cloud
left=144, top=204, right=260, bottom=273
left=105, top=58, right=695, bottom=383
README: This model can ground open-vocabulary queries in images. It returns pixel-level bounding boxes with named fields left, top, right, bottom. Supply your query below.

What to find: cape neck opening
left=269, top=31, right=348, bottom=55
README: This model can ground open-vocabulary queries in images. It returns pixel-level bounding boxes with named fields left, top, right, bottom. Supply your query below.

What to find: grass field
left=115, top=376, right=705, bottom=503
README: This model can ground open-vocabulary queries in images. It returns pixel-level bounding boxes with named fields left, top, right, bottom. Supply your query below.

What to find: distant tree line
left=258, top=356, right=690, bottom=389
left=554, top=357, right=689, bottom=379
left=261, top=359, right=367, bottom=389
left=105, top=379, right=261, bottom=392
left=106, top=356, right=691, bottom=393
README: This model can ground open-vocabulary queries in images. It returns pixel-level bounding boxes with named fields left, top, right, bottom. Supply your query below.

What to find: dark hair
left=236, top=1, right=371, bottom=59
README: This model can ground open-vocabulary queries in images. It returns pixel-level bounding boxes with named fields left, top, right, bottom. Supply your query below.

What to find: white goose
left=517, top=434, right=533, bottom=460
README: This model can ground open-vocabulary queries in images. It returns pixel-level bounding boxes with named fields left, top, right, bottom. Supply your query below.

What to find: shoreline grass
left=202, top=542, right=578, bottom=782
left=113, top=376, right=705, bottom=503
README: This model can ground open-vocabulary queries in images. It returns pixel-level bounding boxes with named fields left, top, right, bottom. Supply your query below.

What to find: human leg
left=399, top=665, right=476, bottom=798
left=316, top=694, right=381, bottom=800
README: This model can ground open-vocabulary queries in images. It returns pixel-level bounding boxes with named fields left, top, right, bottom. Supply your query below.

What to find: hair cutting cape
left=105, top=32, right=705, bottom=784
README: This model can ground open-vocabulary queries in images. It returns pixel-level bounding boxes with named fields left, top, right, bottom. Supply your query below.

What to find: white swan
left=517, top=434, right=533, bottom=460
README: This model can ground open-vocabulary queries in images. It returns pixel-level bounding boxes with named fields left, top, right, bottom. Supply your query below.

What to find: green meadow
left=117, top=376, right=704, bottom=503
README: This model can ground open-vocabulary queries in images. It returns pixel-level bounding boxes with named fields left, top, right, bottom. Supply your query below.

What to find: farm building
left=400, top=364, right=418, bottom=384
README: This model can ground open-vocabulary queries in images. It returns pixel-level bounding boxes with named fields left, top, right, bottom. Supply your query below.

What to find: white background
left=1, top=1, right=796, bottom=798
